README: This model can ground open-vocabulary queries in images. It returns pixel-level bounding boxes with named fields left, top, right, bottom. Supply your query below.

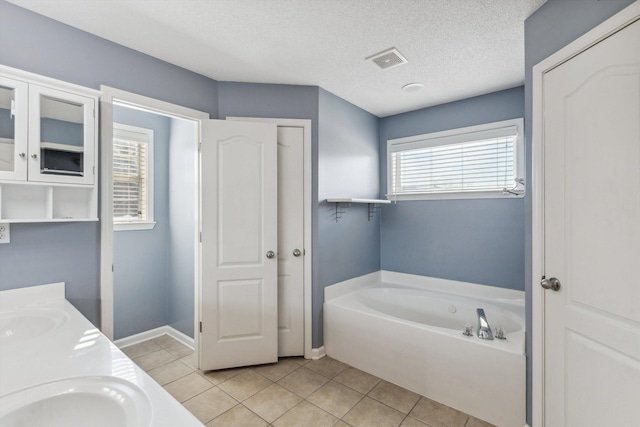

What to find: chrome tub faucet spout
left=477, top=308, right=494, bottom=340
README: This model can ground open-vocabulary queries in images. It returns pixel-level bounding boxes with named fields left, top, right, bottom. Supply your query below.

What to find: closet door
left=199, top=119, right=278, bottom=370
left=541, top=16, right=640, bottom=426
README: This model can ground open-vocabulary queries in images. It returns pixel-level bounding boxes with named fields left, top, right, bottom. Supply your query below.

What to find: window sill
left=386, top=191, right=525, bottom=201
left=114, top=221, right=157, bottom=231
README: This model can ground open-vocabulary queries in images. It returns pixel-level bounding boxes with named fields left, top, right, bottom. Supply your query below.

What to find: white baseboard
left=115, top=325, right=195, bottom=350
left=310, top=346, right=326, bottom=360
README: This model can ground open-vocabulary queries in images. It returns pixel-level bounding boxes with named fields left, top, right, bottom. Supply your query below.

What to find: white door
left=277, top=126, right=305, bottom=356
left=199, top=119, right=278, bottom=370
left=542, top=18, right=640, bottom=426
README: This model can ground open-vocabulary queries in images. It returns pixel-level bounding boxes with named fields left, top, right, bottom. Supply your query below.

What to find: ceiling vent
left=366, top=48, right=408, bottom=70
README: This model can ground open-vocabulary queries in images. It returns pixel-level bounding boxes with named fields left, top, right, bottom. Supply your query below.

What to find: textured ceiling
left=8, top=0, right=547, bottom=117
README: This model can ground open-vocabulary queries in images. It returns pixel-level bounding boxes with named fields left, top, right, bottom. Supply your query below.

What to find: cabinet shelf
left=0, top=182, right=97, bottom=223
left=326, top=198, right=391, bottom=222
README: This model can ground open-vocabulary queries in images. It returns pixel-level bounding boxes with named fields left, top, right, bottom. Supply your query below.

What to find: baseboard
left=310, top=346, right=326, bottom=360
left=115, top=325, right=195, bottom=350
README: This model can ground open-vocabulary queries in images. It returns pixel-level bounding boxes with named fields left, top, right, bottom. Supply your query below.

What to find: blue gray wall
left=379, top=87, right=525, bottom=290
left=317, top=88, right=380, bottom=346
left=168, top=117, right=197, bottom=337
left=523, top=0, right=635, bottom=424
left=112, top=106, right=171, bottom=340
left=0, top=0, right=218, bottom=326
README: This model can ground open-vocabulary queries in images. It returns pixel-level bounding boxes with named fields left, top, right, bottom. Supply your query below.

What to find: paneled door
left=276, top=126, right=304, bottom=356
left=542, top=16, right=640, bottom=426
left=199, top=119, right=278, bottom=370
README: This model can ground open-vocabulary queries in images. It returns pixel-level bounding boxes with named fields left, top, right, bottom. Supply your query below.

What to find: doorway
left=100, top=86, right=208, bottom=342
left=100, top=90, right=314, bottom=364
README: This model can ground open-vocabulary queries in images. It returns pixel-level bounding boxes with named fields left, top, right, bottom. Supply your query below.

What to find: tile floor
left=123, top=335, right=496, bottom=427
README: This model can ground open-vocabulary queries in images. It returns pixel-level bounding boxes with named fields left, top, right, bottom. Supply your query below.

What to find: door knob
left=293, top=249, right=302, bottom=257
left=540, top=277, right=561, bottom=291
left=19, top=152, right=26, bottom=158
left=31, top=153, right=38, bottom=159
left=266, top=250, right=276, bottom=259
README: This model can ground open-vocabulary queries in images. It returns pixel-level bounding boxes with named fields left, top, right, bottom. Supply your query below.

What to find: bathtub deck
left=124, top=335, right=497, bottom=427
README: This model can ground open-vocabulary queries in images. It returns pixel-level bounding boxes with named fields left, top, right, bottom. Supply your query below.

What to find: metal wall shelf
left=326, top=198, right=391, bottom=222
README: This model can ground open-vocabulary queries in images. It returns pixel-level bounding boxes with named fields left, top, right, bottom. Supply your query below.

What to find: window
left=112, top=123, right=155, bottom=230
left=387, top=118, right=524, bottom=200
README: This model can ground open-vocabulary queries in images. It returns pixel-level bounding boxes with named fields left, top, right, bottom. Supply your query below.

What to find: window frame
left=386, top=118, right=525, bottom=201
left=112, top=123, right=155, bottom=231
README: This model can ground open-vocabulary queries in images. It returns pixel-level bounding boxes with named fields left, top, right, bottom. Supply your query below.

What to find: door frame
left=531, top=3, right=640, bottom=425
left=99, top=86, right=209, bottom=340
left=227, top=117, right=313, bottom=359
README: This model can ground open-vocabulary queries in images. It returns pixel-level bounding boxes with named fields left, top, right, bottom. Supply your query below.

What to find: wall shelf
left=326, top=198, right=391, bottom=222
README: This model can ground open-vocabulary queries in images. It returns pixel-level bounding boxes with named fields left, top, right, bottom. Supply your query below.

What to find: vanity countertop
left=0, top=283, right=203, bottom=426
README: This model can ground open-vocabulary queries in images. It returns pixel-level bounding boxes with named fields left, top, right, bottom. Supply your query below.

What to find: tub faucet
left=476, top=308, right=494, bottom=340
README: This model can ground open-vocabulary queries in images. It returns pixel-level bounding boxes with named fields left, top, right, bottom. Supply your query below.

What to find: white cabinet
left=0, top=76, right=28, bottom=181
left=0, top=66, right=99, bottom=223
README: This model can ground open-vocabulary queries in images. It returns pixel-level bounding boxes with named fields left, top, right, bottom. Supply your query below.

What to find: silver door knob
left=540, top=277, right=561, bottom=291
left=293, top=249, right=301, bottom=257
left=266, top=250, right=276, bottom=259
left=31, top=153, right=38, bottom=159
left=19, top=152, right=26, bottom=158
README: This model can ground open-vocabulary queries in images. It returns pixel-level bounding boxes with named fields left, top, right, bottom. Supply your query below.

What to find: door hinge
left=199, top=232, right=202, bottom=243
left=93, top=166, right=95, bottom=175
left=111, top=264, right=114, bottom=272
left=198, top=142, right=202, bottom=152
left=199, top=321, right=202, bottom=333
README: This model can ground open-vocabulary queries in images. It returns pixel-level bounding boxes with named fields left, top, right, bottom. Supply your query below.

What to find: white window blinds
left=113, top=125, right=152, bottom=223
left=387, top=119, right=524, bottom=200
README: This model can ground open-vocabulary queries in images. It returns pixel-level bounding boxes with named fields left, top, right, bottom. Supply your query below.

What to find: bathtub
left=324, top=271, right=525, bottom=427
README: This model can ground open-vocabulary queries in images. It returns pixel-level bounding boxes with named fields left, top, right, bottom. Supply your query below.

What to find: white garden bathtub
left=324, top=271, right=526, bottom=427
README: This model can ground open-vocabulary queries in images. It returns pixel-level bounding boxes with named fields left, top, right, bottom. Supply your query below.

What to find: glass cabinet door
left=0, top=77, right=28, bottom=181
left=28, top=85, right=96, bottom=185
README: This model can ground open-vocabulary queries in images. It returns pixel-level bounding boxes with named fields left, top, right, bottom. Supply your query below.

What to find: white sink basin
left=0, top=308, right=69, bottom=345
left=0, top=376, right=152, bottom=427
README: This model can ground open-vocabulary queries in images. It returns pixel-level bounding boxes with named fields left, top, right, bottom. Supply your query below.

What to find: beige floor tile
left=409, top=397, right=468, bottom=427
left=272, top=400, right=338, bottom=427
left=399, top=417, right=429, bottom=427
left=288, top=356, right=310, bottom=366
left=206, top=405, right=268, bottom=427
left=160, top=339, right=193, bottom=358
left=305, top=357, right=349, bottom=378
left=218, top=370, right=273, bottom=401
left=147, top=359, right=194, bottom=385
left=152, top=334, right=177, bottom=348
left=133, top=348, right=176, bottom=371
left=342, top=397, right=405, bottom=427
left=334, top=422, right=352, bottom=427
left=368, top=380, right=420, bottom=414
left=182, top=387, right=238, bottom=423
left=277, top=366, right=329, bottom=398
left=121, top=340, right=162, bottom=359
left=181, top=353, right=198, bottom=370
left=307, top=381, right=363, bottom=418
left=243, top=384, right=302, bottom=423
left=334, top=367, right=380, bottom=394
left=200, top=366, right=248, bottom=385
left=466, top=416, right=497, bottom=427
left=253, top=358, right=301, bottom=381
left=164, top=372, right=214, bottom=403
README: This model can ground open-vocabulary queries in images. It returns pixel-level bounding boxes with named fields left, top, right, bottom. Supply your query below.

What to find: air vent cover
left=367, top=48, right=408, bottom=70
